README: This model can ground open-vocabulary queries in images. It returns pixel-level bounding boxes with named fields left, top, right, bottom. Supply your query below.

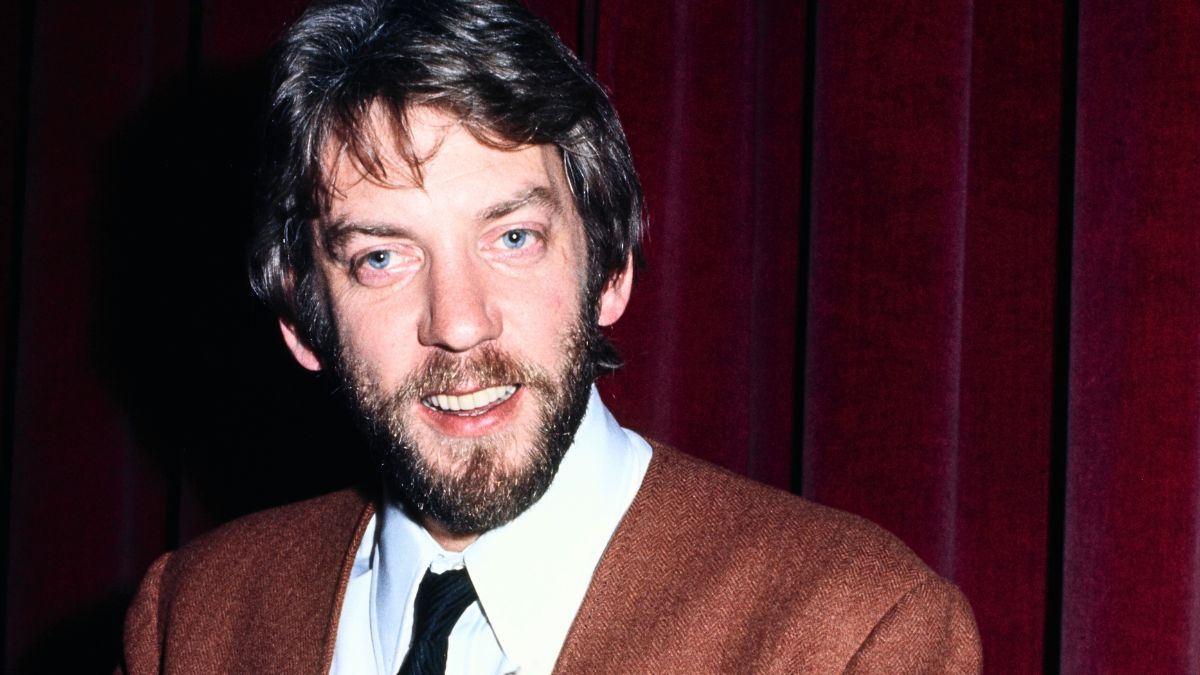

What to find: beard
left=335, top=320, right=595, bottom=536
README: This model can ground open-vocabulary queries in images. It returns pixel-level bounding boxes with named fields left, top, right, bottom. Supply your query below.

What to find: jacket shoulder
left=558, top=444, right=980, bottom=673
left=122, top=488, right=372, bottom=675
left=169, top=487, right=370, bottom=573
left=644, top=445, right=931, bottom=588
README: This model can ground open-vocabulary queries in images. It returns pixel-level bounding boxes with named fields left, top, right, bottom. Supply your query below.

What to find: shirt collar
left=372, top=386, right=651, bottom=674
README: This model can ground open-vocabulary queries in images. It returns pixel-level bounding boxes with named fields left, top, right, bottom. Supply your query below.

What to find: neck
left=423, top=517, right=480, bottom=552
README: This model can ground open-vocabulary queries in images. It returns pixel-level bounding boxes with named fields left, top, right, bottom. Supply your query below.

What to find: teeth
left=423, top=385, right=517, bottom=413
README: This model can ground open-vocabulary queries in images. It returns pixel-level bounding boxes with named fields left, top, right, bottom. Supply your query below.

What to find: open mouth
left=421, top=384, right=519, bottom=416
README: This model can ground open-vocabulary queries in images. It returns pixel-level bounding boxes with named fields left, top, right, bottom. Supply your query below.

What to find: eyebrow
left=320, top=219, right=417, bottom=258
left=320, top=184, right=564, bottom=256
left=477, top=185, right=562, bottom=222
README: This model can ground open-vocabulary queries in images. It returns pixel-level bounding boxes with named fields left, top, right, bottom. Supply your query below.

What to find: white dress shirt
left=330, top=387, right=652, bottom=675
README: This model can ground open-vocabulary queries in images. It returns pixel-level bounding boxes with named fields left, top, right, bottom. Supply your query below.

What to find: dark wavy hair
left=248, top=0, right=643, bottom=376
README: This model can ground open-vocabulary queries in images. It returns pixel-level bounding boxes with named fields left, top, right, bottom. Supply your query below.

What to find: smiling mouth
left=421, top=384, right=519, bottom=416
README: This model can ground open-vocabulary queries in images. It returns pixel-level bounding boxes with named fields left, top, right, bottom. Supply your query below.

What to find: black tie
left=397, top=567, right=479, bottom=675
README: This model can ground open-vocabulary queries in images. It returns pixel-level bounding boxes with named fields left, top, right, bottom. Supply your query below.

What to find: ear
left=279, top=319, right=322, bottom=371
left=597, top=255, right=634, bottom=327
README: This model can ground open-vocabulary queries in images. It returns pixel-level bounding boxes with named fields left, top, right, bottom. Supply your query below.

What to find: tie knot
left=414, top=568, right=477, bottom=623
left=398, top=567, right=479, bottom=675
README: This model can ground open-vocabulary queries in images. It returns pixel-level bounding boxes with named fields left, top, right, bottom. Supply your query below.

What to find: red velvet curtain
left=4, top=1, right=1199, bottom=672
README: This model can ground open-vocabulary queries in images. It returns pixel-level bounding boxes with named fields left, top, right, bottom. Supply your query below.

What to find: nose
left=417, top=254, right=502, bottom=352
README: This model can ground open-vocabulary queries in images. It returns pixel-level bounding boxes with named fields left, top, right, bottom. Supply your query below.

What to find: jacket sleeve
left=843, top=577, right=982, bottom=674
left=118, top=553, right=172, bottom=675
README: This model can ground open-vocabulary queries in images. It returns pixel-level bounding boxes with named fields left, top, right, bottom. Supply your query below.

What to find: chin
left=339, top=334, right=594, bottom=535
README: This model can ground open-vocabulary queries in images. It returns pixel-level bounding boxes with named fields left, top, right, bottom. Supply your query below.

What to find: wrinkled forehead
left=312, top=105, right=586, bottom=261
left=316, top=102, right=570, bottom=206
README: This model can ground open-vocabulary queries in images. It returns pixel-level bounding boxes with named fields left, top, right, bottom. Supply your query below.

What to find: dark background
left=3, top=0, right=1199, bottom=672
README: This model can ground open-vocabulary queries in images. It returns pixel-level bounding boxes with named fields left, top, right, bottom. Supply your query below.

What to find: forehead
left=321, top=105, right=571, bottom=218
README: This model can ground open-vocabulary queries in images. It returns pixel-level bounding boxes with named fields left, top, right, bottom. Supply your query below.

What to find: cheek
left=508, top=287, right=580, bottom=357
left=331, top=297, right=418, bottom=378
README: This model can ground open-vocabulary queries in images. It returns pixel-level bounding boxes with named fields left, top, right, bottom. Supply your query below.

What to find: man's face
left=282, top=106, right=630, bottom=536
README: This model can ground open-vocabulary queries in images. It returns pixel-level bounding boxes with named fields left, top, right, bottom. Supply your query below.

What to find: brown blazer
left=122, top=445, right=981, bottom=674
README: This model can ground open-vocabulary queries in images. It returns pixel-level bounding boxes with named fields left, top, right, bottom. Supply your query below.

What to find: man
left=122, top=0, right=981, bottom=673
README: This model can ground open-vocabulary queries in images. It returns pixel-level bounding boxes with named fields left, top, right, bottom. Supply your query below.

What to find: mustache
left=392, top=344, right=557, bottom=401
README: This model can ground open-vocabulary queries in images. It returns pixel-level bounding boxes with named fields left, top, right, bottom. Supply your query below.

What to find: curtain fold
left=1064, top=2, right=1200, bottom=671
left=594, top=0, right=804, bottom=488
left=955, top=2, right=1064, bottom=671
left=805, top=0, right=973, bottom=576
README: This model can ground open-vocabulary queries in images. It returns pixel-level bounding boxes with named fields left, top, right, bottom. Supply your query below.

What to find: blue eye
left=365, top=250, right=392, bottom=269
left=501, top=230, right=529, bottom=249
